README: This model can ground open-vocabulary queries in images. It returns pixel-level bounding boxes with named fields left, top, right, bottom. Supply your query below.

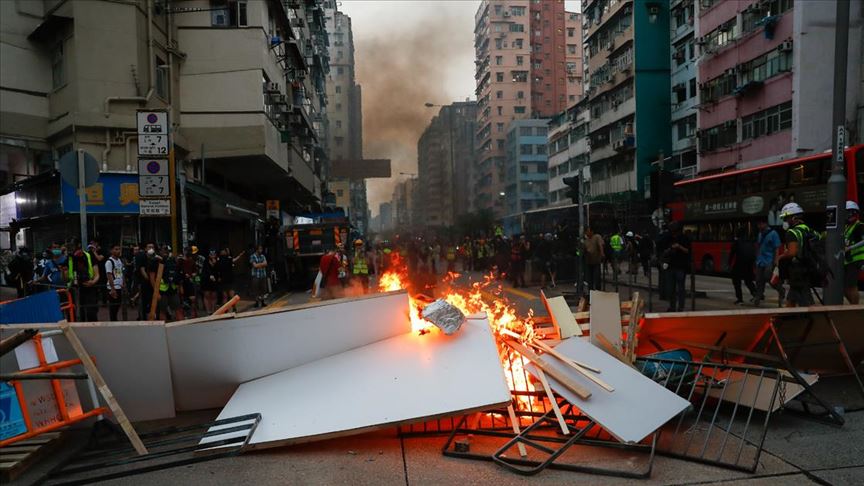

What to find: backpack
left=788, top=225, right=831, bottom=287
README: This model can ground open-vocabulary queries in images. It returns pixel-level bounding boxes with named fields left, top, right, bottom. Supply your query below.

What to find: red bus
left=669, top=145, right=864, bottom=275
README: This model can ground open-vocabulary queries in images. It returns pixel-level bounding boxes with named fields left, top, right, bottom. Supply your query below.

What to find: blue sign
left=0, top=382, right=27, bottom=441
left=61, top=173, right=140, bottom=214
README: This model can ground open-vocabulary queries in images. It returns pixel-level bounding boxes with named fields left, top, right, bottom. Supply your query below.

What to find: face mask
left=52, top=249, right=62, bottom=257
left=782, top=222, right=790, bottom=230
left=147, top=249, right=155, bottom=256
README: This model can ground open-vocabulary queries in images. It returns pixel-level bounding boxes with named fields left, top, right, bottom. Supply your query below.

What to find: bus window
left=762, top=167, right=788, bottom=192
left=790, top=162, right=819, bottom=187
left=703, top=179, right=722, bottom=198
left=722, top=175, right=738, bottom=196
left=739, top=171, right=761, bottom=194
left=718, top=222, right=734, bottom=242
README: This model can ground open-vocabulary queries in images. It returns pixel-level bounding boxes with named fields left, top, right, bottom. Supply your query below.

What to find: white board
left=0, top=322, right=174, bottom=422
left=167, top=291, right=411, bottom=411
left=525, top=337, right=690, bottom=444
left=589, top=291, right=622, bottom=350
left=546, top=295, right=582, bottom=338
left=202, top=316, right=511, bottom=449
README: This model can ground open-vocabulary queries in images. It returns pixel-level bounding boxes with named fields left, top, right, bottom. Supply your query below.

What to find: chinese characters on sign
left=137, top=111, right=171, bottom=216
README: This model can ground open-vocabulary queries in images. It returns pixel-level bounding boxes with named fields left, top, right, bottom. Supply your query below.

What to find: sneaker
left=753, top=298, right=762, bottom=306
left=734, top=300, right=744, bottom=305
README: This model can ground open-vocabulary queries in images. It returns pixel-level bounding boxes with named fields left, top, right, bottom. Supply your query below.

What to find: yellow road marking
left=503, top=287, right=538, bottom=301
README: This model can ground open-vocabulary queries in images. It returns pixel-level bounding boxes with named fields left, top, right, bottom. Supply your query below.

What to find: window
left=741, top=101, right=792, bottom=140
left=514, top=106, right=526, bottom=114
left=516, top=55, right=524, bottom=66
left=335, top=137, right=344, bottom=147
left=495, top=56, right=503, bottom=65
left=567, top=44, right=577, bottom=55
left=689, top=78, right=697, bottom=98
left=497, top=139, right=505, bottom=150
left=335, top=120, right=342, bottom=128
left=496, top=72, right=504, bottom=82
left=520, top=144, right=532, bottom=155
left=519, top=127, right=532, bottom=136
left=495, top=38, right=503, bottom=49
left=740, top=49, right=793, bottom=84
left=536, top=126, right=547, bottom=136
left=699, top=121, right=737, bottom=151
left=497, top=122, right=504, bottom=132
left=335, top=86, right=341, bottom=94
left=511, top=6, right=526, bottom=16
left=51, top=43, right=65, bottom=89
left=335, top=103, right=342, bottom=110
left=535, top=144, right=546, bottom=155
left=517, top=90, right=524, bottom=99
left=514, top=38, right=523, bottom=49
left=676, top=114, right=696, bottom=140
left=155, top=55, right=169, bottom=100
left=337, top=66, right=344, bottom=75
left=512, top=70, right=528, bottom=82
left=510, top=23, right=525, bottom=33
left=703, top=18, right=738, bottom=52
left=211, top=0, right=247, bottom=27
left=496, top=90, right=503, bottom=99
left=567, top=28, right=575, bottom=37
left=497, top=106, right=503, bottom=115
left=700, top=72, right=736, bottom=102
left=494, top=4, right=502, bottom=15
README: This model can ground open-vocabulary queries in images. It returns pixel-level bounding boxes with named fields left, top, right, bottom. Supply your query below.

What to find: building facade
left=547, top=99, right=590, bottom=207
left=582, top=0, right=671, bottom=206
left=501, top=118, right=549, bottom=234
left=1, top=0, right=332, bottom=253
left=391, top=177, right=419, bottom=231
left=668, top=0, right=697, bottom=179
left=324, top=8, right=367, bottom=233
left=696, top=0, right=863, bottom=173
left=565, top=11, right=585, bottom=106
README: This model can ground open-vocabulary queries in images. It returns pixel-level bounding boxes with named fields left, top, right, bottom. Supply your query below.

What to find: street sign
left=138, top=134, right=169, bottom=156
left=266, top=200, right=280, bottom=219
left=139, top=176, right=170, bottom=197
left=826, top=204, right=838, bottom=229
left=139, top=199, right=171, bottom=216
left=138, top=158, right=168, bottom=176
left=137, top=111, right=168, bottom=135
left=58, top=150, right=100, bottom=188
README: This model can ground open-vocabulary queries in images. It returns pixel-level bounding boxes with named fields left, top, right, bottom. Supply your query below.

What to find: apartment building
left=582, top=0, right=671, bottom=204
left=377, top=201, right=392, bottom=233
left=324, top=8, right=367, bottom=233
left=473, top=0, right=575, bottom=217
left=696, top=0, right=863, bottom=173
left=668, top=0, right=698, bottom=178
left=547, top=99, right=590, bottom=207
left=1, top=0, right=331, bottom=252
left=416, top=101, right=477, bottom=229
left=501, top=119, right=549, bottom=234
left=565, top=11, right=585, bottom=106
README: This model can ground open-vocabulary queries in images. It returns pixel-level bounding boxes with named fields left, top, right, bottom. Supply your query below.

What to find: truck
left=284, top=212, right=353, bottom=289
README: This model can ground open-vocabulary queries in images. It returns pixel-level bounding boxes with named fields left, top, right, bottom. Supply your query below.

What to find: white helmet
left=847, top=200, right=860, bottom=212
left=779, top=202, right=804, bottom=219
left=625, top=231, right=634, bottom=238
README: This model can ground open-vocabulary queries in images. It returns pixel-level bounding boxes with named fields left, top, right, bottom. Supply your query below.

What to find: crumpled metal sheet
left=421, top=299, right=467, bottom=335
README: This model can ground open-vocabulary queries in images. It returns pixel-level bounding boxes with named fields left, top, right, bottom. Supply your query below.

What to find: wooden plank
left=147, top=263, right=164, bottom=321
left=0, top=432, right=65, bottom=482
left=529, top=340, right=613, bottom=391
left=212, top=295, right=241, bottom=316
left=524, top=338, right=690, bottom=444
left=505, top=340, right=591, bottom=399
left=168, top=291, right=413, bottom=411
left=533, top=368, right=570, bottom=435
left=59, top=323, right=148, bottom=456
left=589, top=291, right=622, bottom=350
left=201, top=317, right=511, bottom=449
left=625, top=293, right=642, bottom=363
left=594, top=332, right=635, bottom=369
left=544, top=294, right=582, bottom=339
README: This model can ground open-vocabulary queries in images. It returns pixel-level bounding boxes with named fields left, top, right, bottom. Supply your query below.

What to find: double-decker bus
left=669, top=145, right=864, bottom=275
left=521, top=201, right=618, bottom=237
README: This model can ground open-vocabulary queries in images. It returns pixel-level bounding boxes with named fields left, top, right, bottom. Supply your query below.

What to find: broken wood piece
left=533, top=368, right=569, bottom=435
left=0, top=372, right=89, bottom=381
left=0, top=329, right=38, bottom=357
left=529, top=340, right=614, bottom=392
left=529, top=339, right=601, bottom=373
left=420, top=299, right=466, bottom=335
left=594, top=332, right=636, bottom=369
left=625, top=293, right=642, bottom=363
left=505, top=340, right=591, bottom=399
left=59, top=322, right=148, bottom=455
left=147, top=263, right=164, bottom=321
left=506, top=404, right=529, bottom=457
left=212, top=295, right=241, bottom=316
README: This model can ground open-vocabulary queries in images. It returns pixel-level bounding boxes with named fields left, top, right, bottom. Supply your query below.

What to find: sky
left=339, top=1, right=581, bottom=216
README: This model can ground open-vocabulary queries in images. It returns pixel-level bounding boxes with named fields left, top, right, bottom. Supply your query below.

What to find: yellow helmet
left=354, top=239, right=364, bottom=246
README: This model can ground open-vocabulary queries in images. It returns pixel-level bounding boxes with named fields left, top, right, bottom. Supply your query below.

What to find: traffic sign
left=139, top=176, right=170, bottom=197
left=138, top=134, right=169, bottom=156
left=138, top=158, right=168, bottom=176
left=58, top=150, right=100, bottom=188
left=137, top=111, right=168, bottom=135
left=139, top=199, right=171, bottom=216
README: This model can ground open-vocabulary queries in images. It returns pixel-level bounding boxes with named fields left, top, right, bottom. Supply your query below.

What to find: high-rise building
left=325, top=7, right=367, bottom=233
left=668, top=0, right=697, bottom=179
left=391, top=177, right=419, bottom=230
left=547, top=99, right=590, bottom=207
left=473, top=0, right=576, bottom=217
left=417, top=101, right=477, bottom=228
left=501, top=119, right=549, bottom=234
left=378, top=202, right=393, bottom=232
left=582, top=0, right=671, bottom=207
left=696, top=0, right=863, bottom=173
left=565, top=11, right=585, bottom=106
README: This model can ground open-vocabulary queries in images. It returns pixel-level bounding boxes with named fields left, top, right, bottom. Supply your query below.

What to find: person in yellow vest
left=445, top=243, right=457, bottom=273
left=609, top=231, right=624, bottom=282
left=475, top=238, right=486, bottom=271
left=68, top=239, right=100, bottom=321
left=352, top=239, right=370, bottom=293
left=843, top=200, right=864, bottom=304
left=461, top=236, right=473, bottom=272
left=157, top=245, right=182, bottom=321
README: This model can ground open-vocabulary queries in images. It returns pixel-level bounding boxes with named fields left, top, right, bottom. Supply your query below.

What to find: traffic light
left=563, top=175, right=580, bottom=204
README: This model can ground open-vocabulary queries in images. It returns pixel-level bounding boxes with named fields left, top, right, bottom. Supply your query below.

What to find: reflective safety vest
left=476, top=243, right=485, bottom=258
left=610, top=234, right=624, bottom=252
left=353, top=251, right=369, bottom=275
left=446, top=246, right=456, bottom=261
left=160, top=259, right=178, bottom=292
left=845, top=220, right=864, bottom=263
left=67, top=251, right=94, bottom=286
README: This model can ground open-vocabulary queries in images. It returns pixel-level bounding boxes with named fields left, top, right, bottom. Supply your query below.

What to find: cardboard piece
left=202, top=316, right=511, bottom=449
left=525, top=337, right=690, bottom=444
left=703, top=368, right=818, bottom=413
left=589, top=291, right=622, bottom=350
left=540, top=291, right=581, bottom=338
left=0, top=322, right=173, bottom=422
left=167, top=291, right=411, bottom=411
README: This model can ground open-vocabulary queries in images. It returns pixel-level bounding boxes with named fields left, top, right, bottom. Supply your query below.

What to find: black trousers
left=78, top=286, right=100, bottom=322
left=108, top=290, right=122, bottom=321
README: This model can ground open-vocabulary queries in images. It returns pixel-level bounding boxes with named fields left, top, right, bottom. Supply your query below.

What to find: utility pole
left=825, top=0, right=850, bottom=305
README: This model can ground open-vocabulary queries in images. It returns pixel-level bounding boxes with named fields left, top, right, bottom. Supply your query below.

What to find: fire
left=377, top=266, right=539, bottom=412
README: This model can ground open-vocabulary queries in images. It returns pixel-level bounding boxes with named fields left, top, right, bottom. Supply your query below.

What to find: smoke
left=342, top=1, right=477, bottom=216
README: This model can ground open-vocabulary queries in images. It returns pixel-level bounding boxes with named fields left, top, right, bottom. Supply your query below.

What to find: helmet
left=847, top=200, right=860, bottom=212
left=625, top=231, right=634, bottom=238
left=354, top=239, right=364, bottom=246
left=779, top=202, right=804, bottom=219
left=191, top=245, right=199, bottom=255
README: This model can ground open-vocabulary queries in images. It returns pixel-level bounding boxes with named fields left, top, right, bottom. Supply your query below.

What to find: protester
left=136, top=244, right=156, bottom=319
left=608, top=230, right=624, bottom=283
left=68, top=239, right=100, bottom=322
left=658, top=221, right=691, bottom=312
left=728, top=227, right=756, bottom=305
left=157, top=246, right=182, bottom=321
left=777, top=202, right=817, bottom=307
left=200, top=250, right=221, bottom=313
left=7, top=247, right=33, bottom=297
left=36, top=246, right=66, bottom=289
left=179, top=247, right=200, bottom=318
left=753, top=218, right=784, bottom=306
left=218, top=247, right=244, bottom=309
left=509, top=235, right=528, bottom=288
left=105, top=244, right=125, bottom=321
left=536, top=233, right=556, bottom=289
left=843, top=200, right=863, bottom=304
left=317, top=248, right=342, bottom=300
left=250, top=245, right=268, bottom=307
left=583, top=227, right=604, bottom=292
left=351, top=239, right=370, bottom=293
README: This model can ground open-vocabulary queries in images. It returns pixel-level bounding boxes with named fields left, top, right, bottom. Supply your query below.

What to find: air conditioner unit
left=613, top=139, right=626, bottom=151
left=778, top=39, right=793, bottom=52
left=273, top=94, right=289, bottom=105
left=503, top=11, right=511, bottom=17
left=264, top=82, right=280, bottom=93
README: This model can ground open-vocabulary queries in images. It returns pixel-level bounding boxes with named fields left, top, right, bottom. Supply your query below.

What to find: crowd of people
left=2, top=239, right=271, bottom=322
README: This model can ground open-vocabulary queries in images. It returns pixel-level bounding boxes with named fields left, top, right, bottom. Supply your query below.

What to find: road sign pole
left=169, top=147, right=179, bottom=252
left=825, top=0, right=850, bottom=305
left=77, top=149, right=89, bottom=244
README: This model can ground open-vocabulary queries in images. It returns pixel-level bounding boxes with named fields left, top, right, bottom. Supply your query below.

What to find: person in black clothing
left=657, top=221, right=691, bottom=312
left=7, top=247, right=34, bottom=297
left=728, top=227, right=757, bottom=305
left=200, top=250, right=221, bottom=313
left=536, top=233, right=556, bottom=289
left=636, top=234, right=654, bottom=278
left=136, top=244, right=155, bottom=319
left=217, top=247, right=244, bottom=307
